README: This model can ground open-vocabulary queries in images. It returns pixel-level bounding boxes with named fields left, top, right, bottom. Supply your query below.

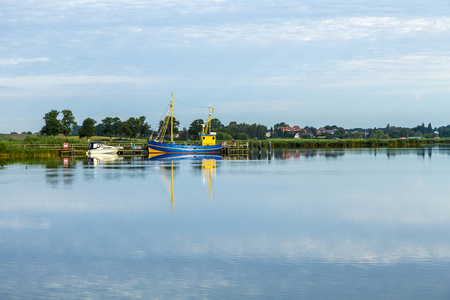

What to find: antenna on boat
left=170, top=92, right=174, bottom=143
left=201, top=106, right=214, bottom=135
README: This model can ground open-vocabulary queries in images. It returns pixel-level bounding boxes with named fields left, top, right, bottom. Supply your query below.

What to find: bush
left=217, top=131, right=233, bottom=141
left=235, top=132, right=249, bottom=140
left=0, top=142, right=7, bottom=153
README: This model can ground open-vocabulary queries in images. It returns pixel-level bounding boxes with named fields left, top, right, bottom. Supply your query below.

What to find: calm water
left=1, top=147, right=450, bottom=299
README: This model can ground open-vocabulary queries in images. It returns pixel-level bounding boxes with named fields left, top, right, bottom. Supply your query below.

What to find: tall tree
left=78, top=118, right=97, bottom=139
left=210, top=118, right=224, bottom=131
left=158, top=116, right=180, bottom=135
left=189, top=119, right=204, bottom=139
left=101, top=117, right=114, bottom=140
left=122, top=122, right=133, bottom=139
left=126, top=117, right=138, bottom=138
left=112, top=117, right=123, bottom=138
left=60, top=109, right=77, bottom=137
left=40, top=110, right=61, bottom=136
left=137, top=116, right=151, bottom=138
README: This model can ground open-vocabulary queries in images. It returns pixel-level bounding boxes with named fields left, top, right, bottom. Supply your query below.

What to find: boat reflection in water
left=149, top=153, right=221, bottom=213
left=88, top=154, right=120, bottom=166
left=200, top=158, right=217, bottom=201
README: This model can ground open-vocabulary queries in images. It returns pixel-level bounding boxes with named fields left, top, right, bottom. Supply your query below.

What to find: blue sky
left=1, top=0, right=450, bottom=133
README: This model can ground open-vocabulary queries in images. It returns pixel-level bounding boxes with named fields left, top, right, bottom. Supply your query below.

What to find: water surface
left=1, top=147, right=450, bottom=299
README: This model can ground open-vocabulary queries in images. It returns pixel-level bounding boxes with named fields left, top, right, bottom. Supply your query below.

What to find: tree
left=60, top=109, right=77, bottom=137
left=236, top=132, right=248, bottom=140
left=210, top=118, right=224, bottom=131
left=126, top=117, right=139, bottom=138
left=137, top=116, right=151, bottom=138
left=78, top=118, right=97, bottom=139
left=189, top=119, right=204, bottom=139
left=95, top=123, right=105, bottom=136
left=370, top=129, right=389, bottom=139
left=274, top=122, right=289, bottom=128
left=101, top=117, right=115, bottom=140
left=122, top=122, right=133, bottom=139
left=158, top=116, right=180, bottom=135
left=112, top=117, right=123, bottom=138
left=217, top=131, right=233, bottom=140
left=40, top=110, right=61, bottom=136
left=178, top=127, right=189, bottom=140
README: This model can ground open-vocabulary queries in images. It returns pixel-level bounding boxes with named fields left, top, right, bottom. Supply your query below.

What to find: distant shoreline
left=246, top=138, right=447, bottom=149
left=1, top=137, right=448, bottom=159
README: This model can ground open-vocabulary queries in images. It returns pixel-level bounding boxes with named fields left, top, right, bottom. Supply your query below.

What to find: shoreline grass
left=1, top=136, right=449, bottom=157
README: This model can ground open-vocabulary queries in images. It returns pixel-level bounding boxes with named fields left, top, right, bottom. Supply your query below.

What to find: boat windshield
left=89, top=142, right=104, bottom=150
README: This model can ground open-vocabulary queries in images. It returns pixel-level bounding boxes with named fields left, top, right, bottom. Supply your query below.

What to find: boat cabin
left=199, top=132, right=217, bottom=146
left=88, top=142, right=105, bottom=150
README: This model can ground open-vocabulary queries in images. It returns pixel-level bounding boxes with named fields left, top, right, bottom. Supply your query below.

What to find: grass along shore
left=1, top=135, right=448, bottom=157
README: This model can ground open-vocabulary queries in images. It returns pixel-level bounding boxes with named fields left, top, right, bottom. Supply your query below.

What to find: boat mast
left=202, top=107, right=213, bottom=135
left=170, top=92, right=174, bottom=143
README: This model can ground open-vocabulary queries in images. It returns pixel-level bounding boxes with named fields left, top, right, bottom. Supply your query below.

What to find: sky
left=2, top=0, right=450, bottom=133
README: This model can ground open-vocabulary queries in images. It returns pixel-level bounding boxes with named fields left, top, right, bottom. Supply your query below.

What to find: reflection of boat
left=149, top=153, right=222, bottom=161
left=150, top=154, right=219, bottom=212
left=148, top=93, right=222, bottom=154
left=201, top=159, right=216, bottom=201
left=88, top=154, right=120, bottom=165
left=86, top=142, right=119, bottom=155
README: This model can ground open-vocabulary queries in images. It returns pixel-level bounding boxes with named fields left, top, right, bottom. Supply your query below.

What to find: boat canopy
left=88, top=142, right=105, bottom=150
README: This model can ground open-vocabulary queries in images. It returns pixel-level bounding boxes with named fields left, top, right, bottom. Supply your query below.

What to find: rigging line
left=157, top=102, right=171, bottom=124
left=174, top=96, right=209, bottom=109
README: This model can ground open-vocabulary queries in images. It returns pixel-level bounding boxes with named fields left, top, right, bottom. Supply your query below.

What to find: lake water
left=1, top=147, right=450, bottom=299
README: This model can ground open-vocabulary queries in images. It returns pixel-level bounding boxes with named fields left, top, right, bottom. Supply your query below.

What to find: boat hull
left=87, top=148, right=119, bottom=155
left=148, top=141, right=222, bottom=154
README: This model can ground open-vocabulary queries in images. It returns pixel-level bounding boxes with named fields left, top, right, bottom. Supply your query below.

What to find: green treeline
left=38, top=109, right=151, bottom=140
left=6, top=109, right=450, bottom=144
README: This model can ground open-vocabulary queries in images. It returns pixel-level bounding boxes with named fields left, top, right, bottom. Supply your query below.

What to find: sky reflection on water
left=1, top=147, right=450, bottom=299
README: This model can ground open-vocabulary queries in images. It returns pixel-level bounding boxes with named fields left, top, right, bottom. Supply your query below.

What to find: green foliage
left=101, top=117, right=114, bottom=139
left=254, top=138, right=426, bottom=149
left=158, top=116, right=180, bottom=135
left=210, top=118, right=224, bottom=131
left=369, top=129, right=390, bottom=139
left=189, top=119, right=204, bottom=139
left=226, top=122, right=267, bottom=140
left=60, top=109, right=77, bottom=137
left=0, top=142, right=7, bottom=153
left=40, top=110, right=62, bottom=136
left=78, top=118, right=97, bottom=139
left=236, top=132, right=249, bottom=140
left=121, top=122, right=133, bottom=139
left=217, top=131, right=233, bottom=140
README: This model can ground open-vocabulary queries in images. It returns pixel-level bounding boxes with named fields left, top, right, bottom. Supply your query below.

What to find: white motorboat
left=86, top=142, right=119, bottom=155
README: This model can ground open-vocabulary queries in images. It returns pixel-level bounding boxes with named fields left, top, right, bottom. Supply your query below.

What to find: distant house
left=304, top=128, right=313, bottom=134
left=279, top=126, right=302, bottom=133
left=266, top=131, right=272, bottom=138
left=294, top=131, right=314, bottom=139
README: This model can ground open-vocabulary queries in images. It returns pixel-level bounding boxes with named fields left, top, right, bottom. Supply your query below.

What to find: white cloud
left=0, top=57, right=49, bottom=66
left=0, top=75, right=167, bottom=98
left=142, top=17, right=450, bottom=45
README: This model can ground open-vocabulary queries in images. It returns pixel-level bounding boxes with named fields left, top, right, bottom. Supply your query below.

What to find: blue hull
left=148, top=140, right=222, bottom=154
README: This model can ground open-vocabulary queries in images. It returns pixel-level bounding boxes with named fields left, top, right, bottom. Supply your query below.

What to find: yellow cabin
left=199, top=133, right=217, bottom=146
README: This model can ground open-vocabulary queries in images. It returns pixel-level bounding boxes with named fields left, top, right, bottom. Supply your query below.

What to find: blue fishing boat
left=148, top=93, right=222, bottom=154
